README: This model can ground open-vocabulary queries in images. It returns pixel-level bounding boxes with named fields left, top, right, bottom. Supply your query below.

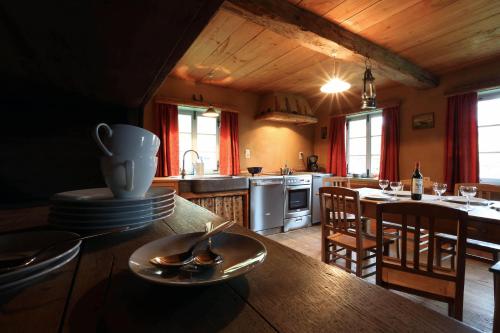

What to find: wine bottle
left=411, top=161, right=423, bottom=200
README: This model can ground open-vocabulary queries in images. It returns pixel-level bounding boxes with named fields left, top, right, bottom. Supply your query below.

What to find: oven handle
left=286, top=185, right=311, bottom=190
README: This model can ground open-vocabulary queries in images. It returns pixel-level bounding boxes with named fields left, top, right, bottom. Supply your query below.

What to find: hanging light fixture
left=202, top=105, right=219, bottom=118
left=361, top=58, right=376, bottom=110
left=320, top=52, right=351, bottom=94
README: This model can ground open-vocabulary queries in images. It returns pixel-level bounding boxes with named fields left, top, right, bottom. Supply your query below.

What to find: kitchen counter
left=0, top=196, right=476, bottom=333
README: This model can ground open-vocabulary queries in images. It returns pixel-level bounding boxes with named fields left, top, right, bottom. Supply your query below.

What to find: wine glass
left=459, top=185, right=477, bottom=211
left=379, top=179, right=389, bottom=193
left=432, top=182, right=447, bottom=201
left=390, top=181, right=402, bottom=200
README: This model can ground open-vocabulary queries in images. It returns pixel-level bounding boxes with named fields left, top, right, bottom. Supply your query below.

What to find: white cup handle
left=125, top=160, right=134, bottom=191
left=93, top=123, right=113, bottom=157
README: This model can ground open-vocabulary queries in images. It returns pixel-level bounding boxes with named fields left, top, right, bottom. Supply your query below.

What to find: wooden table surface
left=0, top=195, right=478, bottom=333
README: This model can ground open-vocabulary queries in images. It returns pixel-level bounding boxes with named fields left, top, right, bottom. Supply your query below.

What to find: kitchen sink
left=167, top=175, right=249, bottom=193
left=191, top=176, right=249, bottom=193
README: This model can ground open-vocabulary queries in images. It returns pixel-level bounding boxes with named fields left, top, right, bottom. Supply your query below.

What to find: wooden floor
left=267, top=225, right=494, bottom=332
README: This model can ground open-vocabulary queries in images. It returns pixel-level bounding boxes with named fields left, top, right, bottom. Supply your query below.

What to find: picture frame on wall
left=412, top=112, right=434, bottom=129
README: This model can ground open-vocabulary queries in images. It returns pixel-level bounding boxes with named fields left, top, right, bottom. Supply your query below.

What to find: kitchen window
left=178, top=106, right=220, bottom=174
left=478, top=91, right=500, bottom=183
left=346, top=112, right=383, bottom=177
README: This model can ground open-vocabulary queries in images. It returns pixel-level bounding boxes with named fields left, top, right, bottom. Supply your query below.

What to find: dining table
left=0, top=195, right=479, bottom=333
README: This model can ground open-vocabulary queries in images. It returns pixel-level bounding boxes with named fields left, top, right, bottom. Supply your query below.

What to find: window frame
left=178, top=106, right=220, bottom=175
left=346, top=110, right=382, bottom=178
left=477, top=90, right=500, bottom=184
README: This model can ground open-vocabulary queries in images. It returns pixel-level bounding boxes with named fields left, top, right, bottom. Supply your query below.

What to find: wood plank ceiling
left=170, top=0, right=500, bottom=99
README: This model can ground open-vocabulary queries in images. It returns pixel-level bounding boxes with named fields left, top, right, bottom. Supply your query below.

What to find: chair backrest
left=454, top=183, right=500, bottom=201
left=375, top=202, right=467, bottom=301
left=323, top=177, right=350, bottom=188
left=319, top=186, right=362, bottom=247
left=400, top=177, right=433, bottom=193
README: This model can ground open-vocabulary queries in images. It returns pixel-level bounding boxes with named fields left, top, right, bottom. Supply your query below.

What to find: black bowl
left=247, top=167, right=262, bottom=176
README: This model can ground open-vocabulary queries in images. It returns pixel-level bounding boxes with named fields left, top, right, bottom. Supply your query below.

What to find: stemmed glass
left=379, top=179, right=389, bottom=194
left=459, top=185, right=477, bottom=211
left=432, top=183, right=447, bottom=201
left=390, top=181, right=402, bottom=201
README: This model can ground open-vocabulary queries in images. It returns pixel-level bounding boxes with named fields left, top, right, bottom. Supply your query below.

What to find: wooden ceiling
left=170, top=0, right=500, bottom=99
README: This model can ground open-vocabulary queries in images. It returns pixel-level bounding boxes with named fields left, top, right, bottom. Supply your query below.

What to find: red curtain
left=155, top=103, right=179, bottom=176
left=219, top=111, right=240, bottom=175
left=444, top=92, right=479, bottom=190
left=327, top=116, right=347, bottom=176
left=379, top=106, right=400, bottom=181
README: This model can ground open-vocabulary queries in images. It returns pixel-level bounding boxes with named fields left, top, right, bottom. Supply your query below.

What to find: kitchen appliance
left=247, top=167, right=263, bottom=177
left=312, top=173, right=332, bottom=224
left=284, top=174, right=312, bottom=232
left=249, top=176, right=285, bottom=235
left=307, top=155, right=319, bottom=172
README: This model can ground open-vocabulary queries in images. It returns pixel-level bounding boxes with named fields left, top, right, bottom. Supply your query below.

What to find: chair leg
left=356, top=250, right=363, bottom=277
left=436, top=237, right=442, bottom=267
left=321, top=230, right=327, bottom=263
left=346, top=249, right=352, bottom=272
left=395, top=231, right=400, bottom=259
left=494, top=251, right=499, bottom=263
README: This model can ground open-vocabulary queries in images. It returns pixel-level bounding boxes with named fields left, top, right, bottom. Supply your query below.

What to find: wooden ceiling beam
left=223, top=0, right=439, bottom=89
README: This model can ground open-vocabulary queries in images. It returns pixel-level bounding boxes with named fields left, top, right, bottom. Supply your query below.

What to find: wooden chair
left=322, top=177, right=350, bottom=188
left=376, top=202, right=468, bottom=320
left=400, top=177, right=434, bottom=194
left=319, top=186, right=391, bottom=278
left=490, top=261, right=500, bottom=333
left=436, top=183, right=500, bottom=266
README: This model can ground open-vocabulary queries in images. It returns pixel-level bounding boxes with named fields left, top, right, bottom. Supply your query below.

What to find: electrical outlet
left=245, top=149, right=251, bottom=159
left=299, top=152, right=304, bottom=160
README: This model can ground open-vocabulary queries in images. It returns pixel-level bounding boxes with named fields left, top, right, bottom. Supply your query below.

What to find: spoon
left=0, top=226, right=130, bottom=273
left=149, top=220, right=235, bottom=268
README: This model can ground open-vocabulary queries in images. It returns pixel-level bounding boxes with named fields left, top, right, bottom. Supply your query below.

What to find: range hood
left=256, top=93, right=317, bottom=125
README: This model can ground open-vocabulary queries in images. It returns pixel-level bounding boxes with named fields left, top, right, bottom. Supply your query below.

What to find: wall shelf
left=255, top=112, right=318, bottom=125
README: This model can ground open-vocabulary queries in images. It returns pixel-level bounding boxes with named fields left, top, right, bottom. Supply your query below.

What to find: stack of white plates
left=0, top=230, right=81, bottom=292
left=48, top=188, right=175, bottom=231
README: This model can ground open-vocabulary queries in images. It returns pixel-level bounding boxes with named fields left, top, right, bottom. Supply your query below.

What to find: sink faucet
left=181, top=150, right=200, bottom=179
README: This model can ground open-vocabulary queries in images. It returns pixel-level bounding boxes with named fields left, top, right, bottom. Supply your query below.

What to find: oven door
left=285, top=185, right=311, bottom=218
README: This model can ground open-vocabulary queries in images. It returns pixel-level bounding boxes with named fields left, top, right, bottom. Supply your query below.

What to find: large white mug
left=93, top=123, right=160, bottom=158
left=100, top=155, right=158, bottom=199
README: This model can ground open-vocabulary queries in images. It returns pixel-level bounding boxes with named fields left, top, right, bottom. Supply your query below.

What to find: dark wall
left=0, top=91, right=141, bottom=205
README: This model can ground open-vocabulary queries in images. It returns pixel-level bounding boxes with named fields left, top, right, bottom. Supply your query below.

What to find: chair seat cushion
left=327, top=232, right=392, bottom=250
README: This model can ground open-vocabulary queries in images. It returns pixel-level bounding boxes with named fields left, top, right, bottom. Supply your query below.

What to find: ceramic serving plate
left=0, top=230, right=81, bottom=285
left=443, top=196, right=489, bottom=206
left=0, top=247, right=80, bottom=292
left=49, top=201, right=175, bottom=220
left=49, top=209, right=175, bottom=230
left=363, top=194, right=392, bottom=201
left=129, top=232, right=267, bottom=286
left=51, top=197, right=175, bottom=214
left=51, top=187, right=175, bottom=206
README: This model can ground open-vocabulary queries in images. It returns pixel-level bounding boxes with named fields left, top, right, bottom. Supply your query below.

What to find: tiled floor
left=267, top=225, right=494, bottom=332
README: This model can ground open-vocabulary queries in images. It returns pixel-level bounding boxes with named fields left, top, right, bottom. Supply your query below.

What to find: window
left=346, top=112, right=383, bottom=177
left=178, top=106, right=219, bottom=174
left=478, top=92, right=500, bottom=183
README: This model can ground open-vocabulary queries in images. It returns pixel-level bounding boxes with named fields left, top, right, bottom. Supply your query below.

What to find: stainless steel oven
left=284, top=174, right=312, bottom=231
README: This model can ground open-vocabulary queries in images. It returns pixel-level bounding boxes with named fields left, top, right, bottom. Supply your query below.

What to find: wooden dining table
left=0, top=195, right=478, bottom=333
left=356, top=187, right=500, bottom=244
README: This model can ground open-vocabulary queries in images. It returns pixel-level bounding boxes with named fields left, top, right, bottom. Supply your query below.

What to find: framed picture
left=412, top=112, right=434, bottom=129
left=321, top=126, right=327, bottom=139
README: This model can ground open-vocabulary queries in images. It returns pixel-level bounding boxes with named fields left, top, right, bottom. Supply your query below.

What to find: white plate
left=50, top=210, right=175, bottom=231
left=50, top=200, right=175, bottom=220
left=51, top=197, right=175, bottom=214
left=391, top=190, right=411, bottom=197
left=129, top=232, right=267, bottom=286
left=49, top=203, right=174, bottom=225
left=363, top=194, right=392, bottom=201
left=443, top=196, right=489, bottom=206
left=0, top=230, right=81, bottom=285
left=51, top=187, right=175, bottom=206
left=0, top=246, right=80, bottom=292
